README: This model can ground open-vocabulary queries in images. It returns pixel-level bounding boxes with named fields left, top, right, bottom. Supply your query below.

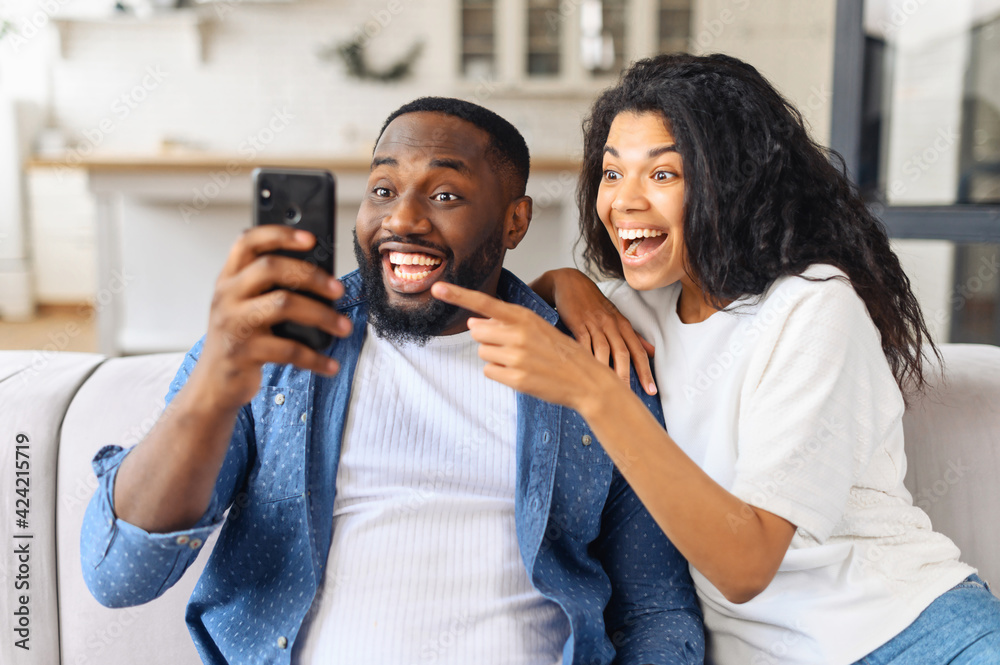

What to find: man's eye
left=433, top=192, right=459, bottom=202
left=373, top=187, right=392, bottom=197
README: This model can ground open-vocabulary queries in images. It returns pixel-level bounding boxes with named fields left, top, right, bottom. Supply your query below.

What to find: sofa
left=1, top=344, right=998, bottom=664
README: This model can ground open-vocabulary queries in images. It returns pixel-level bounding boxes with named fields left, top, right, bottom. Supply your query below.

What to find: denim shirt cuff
left=91, top=444, right=224, bottom=552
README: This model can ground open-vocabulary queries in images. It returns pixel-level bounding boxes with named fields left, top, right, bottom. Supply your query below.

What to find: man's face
left=354, top=111, right=524, bottom=344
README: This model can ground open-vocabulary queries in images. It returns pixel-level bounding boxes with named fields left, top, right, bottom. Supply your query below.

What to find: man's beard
left=353, top=226, right=504, bottom=345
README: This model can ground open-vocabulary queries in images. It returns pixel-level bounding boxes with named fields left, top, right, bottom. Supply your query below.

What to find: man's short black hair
left=376, top=97, right=530, bottom=198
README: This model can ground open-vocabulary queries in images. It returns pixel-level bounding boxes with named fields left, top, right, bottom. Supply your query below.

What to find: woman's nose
left=611, top=176, right=648, bottom=213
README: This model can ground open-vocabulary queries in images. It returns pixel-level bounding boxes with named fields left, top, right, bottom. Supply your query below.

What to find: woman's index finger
left=431, top=282, right=514, bottom=320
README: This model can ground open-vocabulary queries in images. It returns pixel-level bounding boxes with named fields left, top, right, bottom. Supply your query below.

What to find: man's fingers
left=240, top=291, right=352, bottom=339
left=221, top=225, right=316, bottom=278
left=233, top=253, right=340, bottom=300
left=243, top=335, right=340, bottom=376
left=431, top=282, right=516, bottom=321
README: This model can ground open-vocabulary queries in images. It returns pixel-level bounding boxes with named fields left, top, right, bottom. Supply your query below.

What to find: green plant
left=319, top=39, right=423, bottom=83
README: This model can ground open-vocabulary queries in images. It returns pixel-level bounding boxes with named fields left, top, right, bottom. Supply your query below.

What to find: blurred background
left=0, top=0, right=997, bottom=356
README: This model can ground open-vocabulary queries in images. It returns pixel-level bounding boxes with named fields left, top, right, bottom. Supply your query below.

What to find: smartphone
left=251, top=167, right=336, bottom=351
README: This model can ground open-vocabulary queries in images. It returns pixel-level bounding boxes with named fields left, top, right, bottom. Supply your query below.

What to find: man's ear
left=503, top=196, right=532, bottom=250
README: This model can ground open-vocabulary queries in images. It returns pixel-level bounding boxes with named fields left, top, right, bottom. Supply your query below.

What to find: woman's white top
left=601, top=264, right=974, bottom=665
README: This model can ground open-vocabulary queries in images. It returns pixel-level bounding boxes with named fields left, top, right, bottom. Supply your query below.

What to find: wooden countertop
left=27, top=153, right=582, bottom=173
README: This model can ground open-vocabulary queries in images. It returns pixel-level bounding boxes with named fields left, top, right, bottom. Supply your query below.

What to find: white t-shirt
left=293, top=329, right=569, bottom=665
left=601, top=264, right=973, bottom=665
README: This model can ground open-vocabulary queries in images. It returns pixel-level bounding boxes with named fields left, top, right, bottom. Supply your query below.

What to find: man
left=81, top=97, right=704, bottom=664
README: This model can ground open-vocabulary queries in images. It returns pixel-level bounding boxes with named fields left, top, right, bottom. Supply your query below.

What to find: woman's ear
left=504, top=196, right=533, bottom=250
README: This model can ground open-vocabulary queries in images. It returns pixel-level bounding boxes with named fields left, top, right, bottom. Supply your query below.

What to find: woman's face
left=597, top=111, right=688, bottom=291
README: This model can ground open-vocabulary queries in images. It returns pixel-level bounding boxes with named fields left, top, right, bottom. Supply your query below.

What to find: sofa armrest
left=57, top=352, right=215, bottom=665
left=0, top=351, right=105, bottom=665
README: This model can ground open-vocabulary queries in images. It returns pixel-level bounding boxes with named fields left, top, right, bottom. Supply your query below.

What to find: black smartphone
left=251, top=167, right=336, bottom=351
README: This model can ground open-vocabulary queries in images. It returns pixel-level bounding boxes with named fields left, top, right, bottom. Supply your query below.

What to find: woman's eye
left=653, top=171, right=676, bottom=181
left=433, top=192, right=459, bottom=202
left=603, top=169, right=620, bottom=181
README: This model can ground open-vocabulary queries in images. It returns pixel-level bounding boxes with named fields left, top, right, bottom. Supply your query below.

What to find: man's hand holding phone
left=192, top=224, right=352, bottom=411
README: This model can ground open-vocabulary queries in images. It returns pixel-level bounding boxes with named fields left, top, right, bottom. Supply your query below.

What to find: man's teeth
left=393, top=266, right=433, bottom=280
left=387, top=251, right=442, bottom=281
left=617, top=228, right=665, bottom=240
left=388, top=251, right=442, bottom=266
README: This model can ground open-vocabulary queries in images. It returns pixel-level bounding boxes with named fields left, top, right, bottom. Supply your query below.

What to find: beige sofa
left=1, top=344, right=998, bottom=664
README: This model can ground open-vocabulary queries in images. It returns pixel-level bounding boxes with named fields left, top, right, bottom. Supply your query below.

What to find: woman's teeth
left=388, top=251, right=442, bottom=281
left=618, top=228, right=665, bottom=240
left=620, top=228, right=666, bottom=257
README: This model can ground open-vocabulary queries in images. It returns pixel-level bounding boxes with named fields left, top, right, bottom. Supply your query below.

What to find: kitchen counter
left=30, top=154, right=584, bottom=355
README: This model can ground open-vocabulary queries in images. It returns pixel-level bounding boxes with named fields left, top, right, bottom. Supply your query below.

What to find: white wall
left=690, top=0, right=837, bottom=145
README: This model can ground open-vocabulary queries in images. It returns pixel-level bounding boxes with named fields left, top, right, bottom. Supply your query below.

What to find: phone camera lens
left=259, top=180, right=274, bottom=210
left=285, top=204, right=302, bottom=224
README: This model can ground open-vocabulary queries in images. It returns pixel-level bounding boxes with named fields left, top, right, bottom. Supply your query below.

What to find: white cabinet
left=27, top=168, right=98, bottom=304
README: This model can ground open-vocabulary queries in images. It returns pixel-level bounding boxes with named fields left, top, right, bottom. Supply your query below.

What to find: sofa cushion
left=903, top=343, right=1000, bottom=591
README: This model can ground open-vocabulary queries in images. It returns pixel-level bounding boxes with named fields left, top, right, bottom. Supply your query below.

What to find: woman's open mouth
left=618, top=228, right=668, bottom=264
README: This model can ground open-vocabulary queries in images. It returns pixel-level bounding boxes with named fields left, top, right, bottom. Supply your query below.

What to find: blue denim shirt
left=81, top=269, right=704, bottom=665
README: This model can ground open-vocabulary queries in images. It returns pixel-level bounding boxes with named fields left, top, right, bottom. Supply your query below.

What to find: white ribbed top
left=293, top=328, right=569, bottom=665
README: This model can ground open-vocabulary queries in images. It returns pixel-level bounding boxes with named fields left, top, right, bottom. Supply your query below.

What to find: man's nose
left=383, top=193, right=432, bottom=236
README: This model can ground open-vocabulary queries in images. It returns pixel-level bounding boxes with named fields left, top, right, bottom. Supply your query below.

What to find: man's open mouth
left=619, top=228, right=667, bottom=259
left=388, top=251, right=443, bottom=280
left=380, top=247, right=447, bottom=293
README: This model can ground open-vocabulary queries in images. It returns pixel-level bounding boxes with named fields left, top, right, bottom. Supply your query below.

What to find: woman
left=432, top=53, right=1000, bottom=663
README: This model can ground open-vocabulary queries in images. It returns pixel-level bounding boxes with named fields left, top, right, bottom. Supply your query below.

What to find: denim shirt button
left=581, top=434, right=592, bottom=446
left=300, top=411, right=307, bottom=423
left=274, top=393, right=285, bottom=406
left=277, top=636, right=288, bottom=649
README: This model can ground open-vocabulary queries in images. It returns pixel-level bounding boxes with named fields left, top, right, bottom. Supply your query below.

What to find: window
left=461, top=0, right=496, bottom=79
left=582, top=0, right=628, bottom=76
left=833, top=0, right=1000, bottom=344
left=658, top=0, right=692, bottom=54
left=458, top=0, right=693, bottom=90
left=527, top=0, right=562, bottom=76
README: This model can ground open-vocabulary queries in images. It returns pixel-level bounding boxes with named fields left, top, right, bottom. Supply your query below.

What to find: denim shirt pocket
left=249, top=386, right=308, bottom=503
left=548, top=421, right=614, bottom=545
left=557, top=411, right=611, bottom=467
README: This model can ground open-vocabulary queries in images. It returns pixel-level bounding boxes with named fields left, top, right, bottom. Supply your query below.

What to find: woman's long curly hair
left=578, top=53, right=938, bottom=395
